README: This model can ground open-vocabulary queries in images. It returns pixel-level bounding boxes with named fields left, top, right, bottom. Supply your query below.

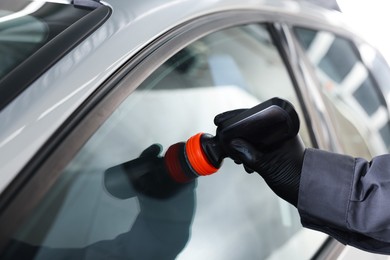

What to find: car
left=1, top=0, right=390, bottom=259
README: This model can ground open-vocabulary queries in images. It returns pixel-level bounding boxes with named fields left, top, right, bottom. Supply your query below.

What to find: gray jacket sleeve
left=298, top=148, right=390, bottom=254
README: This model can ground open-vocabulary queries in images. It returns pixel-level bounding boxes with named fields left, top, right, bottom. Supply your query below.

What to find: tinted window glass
left=318, top=37, right=357, bottom=83
left=295, top=27, right=390, bottom=156
left=353, top=79, right=381, bottom=116
left=2, top=24, right=326, bottom=259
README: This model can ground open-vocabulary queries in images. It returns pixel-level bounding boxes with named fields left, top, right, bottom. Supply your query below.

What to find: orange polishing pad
left=185, top=133, right=219, bottom=176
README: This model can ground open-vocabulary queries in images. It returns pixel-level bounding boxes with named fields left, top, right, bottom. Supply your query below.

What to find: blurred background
left=337, top=0, right=390, bottom=63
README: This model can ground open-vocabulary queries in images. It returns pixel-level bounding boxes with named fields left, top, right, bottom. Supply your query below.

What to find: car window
left=1, top=24, right=326, bottom=259
left=0, top=0, right=110, bottom=112
left=0, top=1, right=91, bottom=80
left=359, top=43, right=390, bottom=100
left=294, top=27, right=390, bottom=158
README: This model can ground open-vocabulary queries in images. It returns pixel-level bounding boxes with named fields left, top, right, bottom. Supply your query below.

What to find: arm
left=299, top=149, right=390, bottom=254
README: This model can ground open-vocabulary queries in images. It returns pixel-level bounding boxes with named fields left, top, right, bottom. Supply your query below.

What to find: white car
left=1, top=0, right=390, bottom=259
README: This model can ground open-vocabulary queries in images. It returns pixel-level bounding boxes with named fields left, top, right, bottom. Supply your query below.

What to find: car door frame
left=0, top=9, right=340, bottom=258
left=281, top=15, right=390, bottom=260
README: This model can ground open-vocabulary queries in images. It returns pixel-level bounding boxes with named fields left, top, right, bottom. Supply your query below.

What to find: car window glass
left=359, top=43, right=390, bottom=97
left=3, top=24, right=326, bottom=260
left=294, top=27, right=390, bottom=157
left=0, top=1, right=92, bottom=80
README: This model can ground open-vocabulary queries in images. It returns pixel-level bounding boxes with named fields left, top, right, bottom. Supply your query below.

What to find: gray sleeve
left=298, top=148, right=390, bottom=254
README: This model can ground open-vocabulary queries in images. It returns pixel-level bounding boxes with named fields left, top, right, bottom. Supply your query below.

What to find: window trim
left=268, top=22, right=320, bottom=148
left=0, top=10, right=314, bottom=252
left=0, top=4, right=112, bottom=112
left=284, top=23, right=346, bottom=152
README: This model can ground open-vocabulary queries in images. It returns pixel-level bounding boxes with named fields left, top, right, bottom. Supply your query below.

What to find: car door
left=0, top=12, right=330, bottom=259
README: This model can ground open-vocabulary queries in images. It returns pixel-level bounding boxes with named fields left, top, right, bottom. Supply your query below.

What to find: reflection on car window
left=2, top=24, right=326, bottom=259
left=0, top=10, right=46, bottom=79
left=360, top=43, right=390, bottom=99
left=294, top=27, right=390, bottom=157
left=0, top=1, right=91, bottom=80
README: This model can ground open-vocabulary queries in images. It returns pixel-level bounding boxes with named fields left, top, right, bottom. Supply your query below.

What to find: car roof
left=0, top=0, right=353, bottom=192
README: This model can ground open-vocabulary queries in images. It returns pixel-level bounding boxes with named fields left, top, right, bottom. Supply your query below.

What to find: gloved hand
left=214, top=108, right=306, bottom=207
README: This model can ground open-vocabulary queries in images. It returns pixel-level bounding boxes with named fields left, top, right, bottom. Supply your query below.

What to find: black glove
left=214, top=109, right=305, bottom=207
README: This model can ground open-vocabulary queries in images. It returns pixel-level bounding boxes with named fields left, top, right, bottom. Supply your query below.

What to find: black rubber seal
left=0, top=5, right=111, bottom=112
